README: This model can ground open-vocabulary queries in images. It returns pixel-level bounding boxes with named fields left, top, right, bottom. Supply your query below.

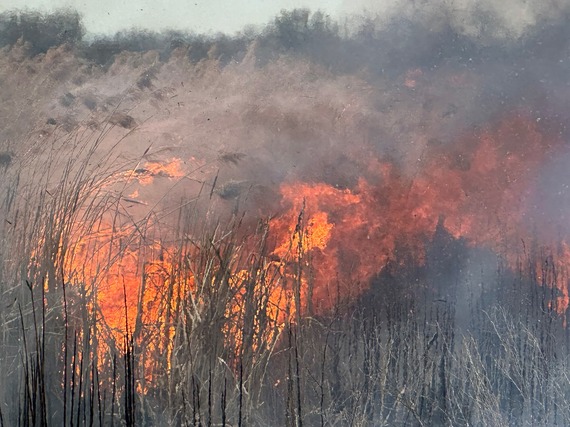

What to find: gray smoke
left=341, top=0, right=570, bottom=42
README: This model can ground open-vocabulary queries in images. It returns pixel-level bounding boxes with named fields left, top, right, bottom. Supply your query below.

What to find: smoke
left=341, top=0, right=570, bottom=42
left=527, top=149, right=570, bottom=241
left=1, top=4, right=570, bottom=311
left=3, top=7, right=570, bottom=426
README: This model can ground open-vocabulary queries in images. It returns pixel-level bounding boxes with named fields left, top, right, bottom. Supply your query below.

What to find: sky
left=0, top=0, right=346, bottom=36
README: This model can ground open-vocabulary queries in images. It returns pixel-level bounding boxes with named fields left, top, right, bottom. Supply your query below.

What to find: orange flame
left=270, top=113, right=570, bottom=313
left=59, top=112, right=570, bottom=357
left=135, top=158, right=186, bottom=185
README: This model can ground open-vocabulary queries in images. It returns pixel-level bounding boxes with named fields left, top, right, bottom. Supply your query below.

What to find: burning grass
left=1, top=125, right=570, bottom=426
left=3, top=7, right=570, bottom=425
left=0, top=124, right=318, bottom=425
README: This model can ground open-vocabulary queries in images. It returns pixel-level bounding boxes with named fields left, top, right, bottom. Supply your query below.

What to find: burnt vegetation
left=1, top=6, right=570, bottom=427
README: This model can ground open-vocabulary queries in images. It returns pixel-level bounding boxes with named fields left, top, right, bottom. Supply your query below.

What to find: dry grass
left=1, top=121, right=570, bottom=427
left=2, top=7, right=570, bottom=425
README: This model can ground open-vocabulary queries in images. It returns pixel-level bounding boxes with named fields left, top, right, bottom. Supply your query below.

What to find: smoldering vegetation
left=1, top=4, right=570, bottom=426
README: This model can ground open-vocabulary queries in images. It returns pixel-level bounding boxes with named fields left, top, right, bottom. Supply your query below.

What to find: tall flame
left=270, top=113, right=570, bottom=313
left=55, top=112, right=569, bottom=353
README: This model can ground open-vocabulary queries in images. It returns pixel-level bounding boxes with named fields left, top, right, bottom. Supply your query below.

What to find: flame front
left=55, top=110, right=570, bottom=350
left=50, top=111, right=569, bottom=373
left=270, top=113, right=570, bottom=313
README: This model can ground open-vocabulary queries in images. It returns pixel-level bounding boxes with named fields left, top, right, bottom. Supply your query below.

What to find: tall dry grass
left=2, top=124, right=570, bottom=426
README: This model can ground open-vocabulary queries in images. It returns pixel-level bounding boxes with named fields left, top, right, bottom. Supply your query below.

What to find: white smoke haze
left=0, top=1, right=569, bottom=258
left=1, top=2, right=569, bottom=245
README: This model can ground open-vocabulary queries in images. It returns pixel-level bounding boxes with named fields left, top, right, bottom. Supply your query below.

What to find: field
left=2, top=6, right=570, bottom=426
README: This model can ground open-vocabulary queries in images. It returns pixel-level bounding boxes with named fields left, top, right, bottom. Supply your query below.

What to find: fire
left=64, top=215, right=295, bottom=366
left=269, top=113, right=570, bottom=313
left=224, top=262, right=302, bottom=358
left=134, top=158, right=187, bottom=185
left=65, top=222, right=175, bottom=336
left=54, top=111, right=569, bottom=362
left=273, top=205, right=335, bottom=260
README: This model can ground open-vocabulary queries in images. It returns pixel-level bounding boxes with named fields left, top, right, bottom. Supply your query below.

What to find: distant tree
left=0, top=9, right=84, bottom=55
